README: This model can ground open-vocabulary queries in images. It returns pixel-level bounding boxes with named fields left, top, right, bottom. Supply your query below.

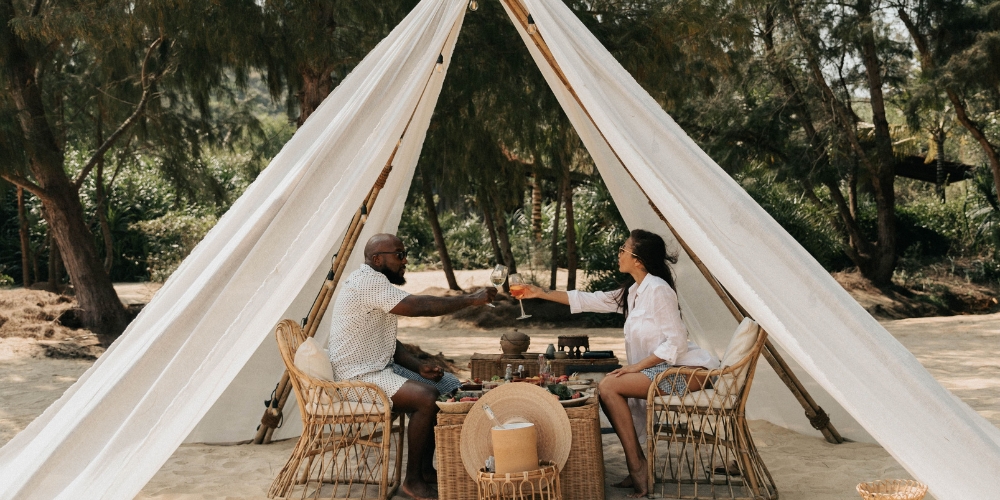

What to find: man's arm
left=389, top=287, right=496, bottom=317
left=393, top=340, right=444, bottom=382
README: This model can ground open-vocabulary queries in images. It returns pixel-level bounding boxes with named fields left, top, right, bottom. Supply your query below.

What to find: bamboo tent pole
left=253, top=31, right=448, bottom=442
left=503, top=0, right=842, bottom=444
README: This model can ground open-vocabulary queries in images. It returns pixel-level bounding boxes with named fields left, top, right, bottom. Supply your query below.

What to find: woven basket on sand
left=856, top=479, right=927, bottom=500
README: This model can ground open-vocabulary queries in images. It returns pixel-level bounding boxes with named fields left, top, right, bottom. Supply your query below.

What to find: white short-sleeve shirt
left=327, top=264, right=411, bottom=381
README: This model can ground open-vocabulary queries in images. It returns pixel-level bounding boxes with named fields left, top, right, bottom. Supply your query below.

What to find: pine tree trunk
left=494, top=208, right=517, bottom=275
left=4, top=12, right=127, bottom=338
left=549, top=175, right=564, bottom=290
left=856, top=0, right=898, bottom=286
left=531, top=171, right=542, bottom=243
left=48, top=232, right=59, bottom=291
left=479, top=195, right=505, bottom=267
left=421, top=173, right=460, bottom=290
left=564, top=183, right=577, bottom=291
left=296, top=68, right=334, bottom=127
left=96, top=120, right=115, bottom=273
left=18, top=187, right=31, bottom=286
left=935, top=131, right=946, bottom=202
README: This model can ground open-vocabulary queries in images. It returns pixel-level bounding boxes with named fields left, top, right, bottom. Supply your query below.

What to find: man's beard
left=377, top=265, right=406, bottom=285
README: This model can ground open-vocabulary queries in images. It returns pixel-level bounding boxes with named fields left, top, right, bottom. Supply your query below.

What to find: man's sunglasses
left=373, top=250, right=408, bottom=260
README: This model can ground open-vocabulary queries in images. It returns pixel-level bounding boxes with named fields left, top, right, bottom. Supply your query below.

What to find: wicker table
left=471, top=353, right=620, bottom=379
left=435, top=394, right=605, bottom=500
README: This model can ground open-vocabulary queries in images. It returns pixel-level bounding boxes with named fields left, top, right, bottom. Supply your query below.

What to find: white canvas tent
left=2, top=0, right=999, bottom=498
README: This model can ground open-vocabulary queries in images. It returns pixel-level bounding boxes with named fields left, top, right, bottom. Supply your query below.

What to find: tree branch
left=74, top=37, right=163, bottom=190
left=29, top=0, right=43, bottom=16
left=2, top=172, right=46, bottom=199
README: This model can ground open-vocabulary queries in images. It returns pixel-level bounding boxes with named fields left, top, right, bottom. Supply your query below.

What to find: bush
left=131, top=210, right=218, bottom=282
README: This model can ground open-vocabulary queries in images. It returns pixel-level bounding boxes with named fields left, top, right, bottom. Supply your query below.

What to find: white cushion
left=720, top=318, right=759, bottom=367
left=294, top=337, right=335, bottom=381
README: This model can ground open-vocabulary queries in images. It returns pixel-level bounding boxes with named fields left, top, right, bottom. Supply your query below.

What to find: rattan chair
left=268, top=319, right=404, bottom=500
left=646, top=318, right=777, bottom=499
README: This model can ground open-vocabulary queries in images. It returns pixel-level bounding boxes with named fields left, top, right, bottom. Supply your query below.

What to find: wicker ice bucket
left=856, top=479, right=927, bottom=500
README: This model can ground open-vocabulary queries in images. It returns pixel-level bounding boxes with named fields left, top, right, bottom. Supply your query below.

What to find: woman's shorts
left=640, top=363, right=688, bottom=395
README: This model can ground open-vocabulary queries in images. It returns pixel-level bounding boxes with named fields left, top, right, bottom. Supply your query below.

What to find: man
left=327, top=233, right=496, bottom=500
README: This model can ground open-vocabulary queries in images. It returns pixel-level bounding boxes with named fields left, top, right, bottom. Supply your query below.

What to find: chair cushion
left=720, top=318, right=759, bottom=367
left=652, top=389, right=734, bottom=409
left=306, top=387, right=385, bottom=415
left=294, top=337, right=335, bottom=381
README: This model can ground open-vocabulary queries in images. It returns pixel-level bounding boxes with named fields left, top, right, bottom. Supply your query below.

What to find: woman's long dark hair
left=615, top=229, right=678, bottom=317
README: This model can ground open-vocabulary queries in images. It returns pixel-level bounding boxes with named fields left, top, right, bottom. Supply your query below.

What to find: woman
left=517, top=229, right=719, bottom=498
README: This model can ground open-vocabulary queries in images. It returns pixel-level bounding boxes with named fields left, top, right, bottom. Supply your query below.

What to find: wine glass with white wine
left=487, top=264, right=508, bottom=307
left=507, top=273, right=532, bottom=320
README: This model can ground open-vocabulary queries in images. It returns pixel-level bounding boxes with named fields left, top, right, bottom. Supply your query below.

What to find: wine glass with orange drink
left=508, top=273, right=532, bottom=320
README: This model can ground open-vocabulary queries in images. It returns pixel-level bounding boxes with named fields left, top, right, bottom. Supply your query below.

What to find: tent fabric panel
left=498, top=0, right=869, bottom=443
left=516, top=1, right=1000, bottom=498
left=186, top=11, right=467, bottom=445
left=0, top=2, right=467, bottom=499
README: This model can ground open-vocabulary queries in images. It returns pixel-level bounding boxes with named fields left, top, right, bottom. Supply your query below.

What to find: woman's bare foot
left=626, top=457, right=649, bottom=498
left=612, top=476, right=634, bottom=488
left=401, top=477, right=437, bottom=500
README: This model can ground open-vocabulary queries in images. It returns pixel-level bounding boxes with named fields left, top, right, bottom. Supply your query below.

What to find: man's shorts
left=356, top=363, right=461, bottom=405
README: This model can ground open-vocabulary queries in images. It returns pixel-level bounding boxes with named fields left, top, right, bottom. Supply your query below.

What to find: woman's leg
left=598, top=373, right=655, bottom=498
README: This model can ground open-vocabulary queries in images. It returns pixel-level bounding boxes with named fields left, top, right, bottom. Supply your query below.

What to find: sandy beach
left=1, top=271, right=997, bottom=499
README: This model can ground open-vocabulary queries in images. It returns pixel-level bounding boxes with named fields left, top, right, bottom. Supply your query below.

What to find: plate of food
left=567, top=384, right=591, bottom=392
left=546, top=384, right=589, bottom=407
left=436, top=391, right=481, bottom=413
left=559, top=394, right=591, bottom=407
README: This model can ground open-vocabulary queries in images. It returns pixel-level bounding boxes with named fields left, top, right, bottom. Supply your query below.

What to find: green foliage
left=131, top=210, right=218, bottom=282
left=574, top=182, right=630, bottom=293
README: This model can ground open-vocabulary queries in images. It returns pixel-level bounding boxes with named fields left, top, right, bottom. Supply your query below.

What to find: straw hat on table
left=460, top=382, right=572, bottom=479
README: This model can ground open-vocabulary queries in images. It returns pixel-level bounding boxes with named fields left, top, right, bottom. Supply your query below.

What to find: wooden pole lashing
left=502, top=0, right=842, bottom=444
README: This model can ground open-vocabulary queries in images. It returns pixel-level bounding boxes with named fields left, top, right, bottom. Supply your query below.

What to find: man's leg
left=390, top=365, right=460, bottom=484
left=391, top=380, right=439, bottom=500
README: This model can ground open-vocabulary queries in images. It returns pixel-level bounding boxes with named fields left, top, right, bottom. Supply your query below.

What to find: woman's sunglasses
left=618, top=244, right=639, bottom=259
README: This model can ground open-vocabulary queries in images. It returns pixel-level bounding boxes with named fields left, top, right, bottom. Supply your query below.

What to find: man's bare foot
left=401, top=478, right=437, bottom=500
left=626, top=457, right=648, bottom=498
left=612, top=476, right=634, bottom=488
left=422, top=468, right=438, bottom=485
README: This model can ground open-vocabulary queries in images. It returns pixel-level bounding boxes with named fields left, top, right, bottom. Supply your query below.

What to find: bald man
left=327, top=233, right=496, bottom=499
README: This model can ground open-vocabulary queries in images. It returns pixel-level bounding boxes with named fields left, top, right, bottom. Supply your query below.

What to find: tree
left=0, top=0, right=272, bottom=338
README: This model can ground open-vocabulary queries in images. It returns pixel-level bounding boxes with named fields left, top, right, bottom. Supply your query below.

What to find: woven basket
left=857, top=480, right=928, bottom=500
left=435, top=397, right=604, bottom=500
left=477, top=461, right=562, bottom=500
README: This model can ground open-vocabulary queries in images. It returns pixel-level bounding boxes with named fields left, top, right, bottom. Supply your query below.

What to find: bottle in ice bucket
left=504, top=363, right=513, bottom=382
left=516, top=364, right=525, bottom=379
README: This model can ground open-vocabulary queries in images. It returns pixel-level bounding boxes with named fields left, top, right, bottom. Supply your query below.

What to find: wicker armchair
left=268, top=320, right=404, bottom=500
left=646, top=318, right=777, bottom=499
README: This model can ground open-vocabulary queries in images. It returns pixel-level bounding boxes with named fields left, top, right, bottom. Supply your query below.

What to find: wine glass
left=487, top=264, right=508, bottom=308
left=508, top=273, right=532, bottom=320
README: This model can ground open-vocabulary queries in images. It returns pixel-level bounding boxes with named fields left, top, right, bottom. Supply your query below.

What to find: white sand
left=0, top=271, right=997, bottom=499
